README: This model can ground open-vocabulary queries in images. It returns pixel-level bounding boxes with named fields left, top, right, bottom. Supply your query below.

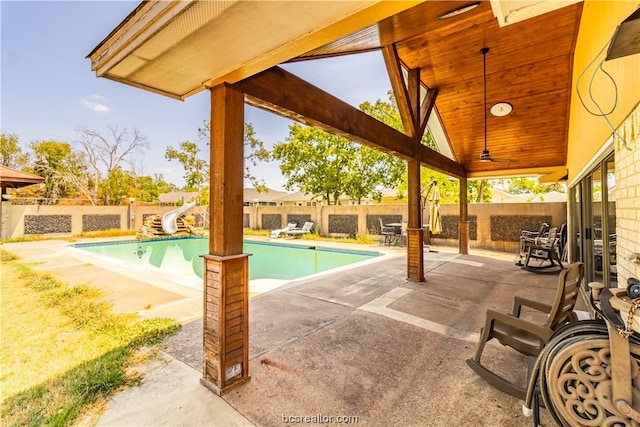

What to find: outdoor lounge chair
left=283, top=221, right=314, bottom=237
left=466, top=262, right=583, bottom=400
left=270, top=222, right=298, bottom=238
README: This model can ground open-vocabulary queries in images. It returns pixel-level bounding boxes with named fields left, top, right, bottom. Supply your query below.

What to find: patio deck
left=2, top=238, right=587, bottom=426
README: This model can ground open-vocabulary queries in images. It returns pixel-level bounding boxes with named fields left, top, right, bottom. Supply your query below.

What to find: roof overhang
left=0, top=165, right=44, bottom=190
left=88, top=1, right=639, bottom=183
left=87, top=0, right=422, bottom=100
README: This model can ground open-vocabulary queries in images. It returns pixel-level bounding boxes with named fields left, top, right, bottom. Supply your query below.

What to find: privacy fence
left=0, top=201, right=566, bottom=253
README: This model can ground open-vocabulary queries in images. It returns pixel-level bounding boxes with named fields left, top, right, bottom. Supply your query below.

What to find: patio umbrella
left=429, top=183, right=442, bottom=235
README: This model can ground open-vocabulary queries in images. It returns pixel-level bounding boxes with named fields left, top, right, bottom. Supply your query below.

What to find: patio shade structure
left=87, top=0, right=640, bottom=395
left=0, top=165, right=44, bottom=197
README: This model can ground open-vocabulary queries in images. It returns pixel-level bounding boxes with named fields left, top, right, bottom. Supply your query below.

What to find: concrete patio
left=3, top=238, right=586, bottom=426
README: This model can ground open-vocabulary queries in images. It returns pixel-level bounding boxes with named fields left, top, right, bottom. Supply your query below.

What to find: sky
left=1, top=1, right=393, bottom=191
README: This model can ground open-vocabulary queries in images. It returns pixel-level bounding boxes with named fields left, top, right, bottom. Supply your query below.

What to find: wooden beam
left=233, top=66, right=466, bottom=178
left=382, top=44, right=417, bottom=138
left=419, top=87, right=438, bottom=138
left=209, top=84, right=245, bottom=256
left=407, top=67, right=421, bottom=137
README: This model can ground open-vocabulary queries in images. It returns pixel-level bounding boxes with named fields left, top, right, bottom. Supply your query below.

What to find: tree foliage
left=165, top=141, right=208, bottom=192
left=0, top=133, right=28, bottom=168
left=29, top=140, right=88, bottom=202
left=166, top=121, right=270, bottom=192
left=272, top=123, right=405, bottom=204
left=468, top=180, right=493, bottom=203
left=9, top=126, right=170, bottom=205
left=361, top=92, right=492, bottom=204
left=500, top=177, right=565, bottom=195
left=272, top=93, right=408, bottom=204
left=99, top=168, right=175, bottom=205
left=272, top=124, right=353, bottom=204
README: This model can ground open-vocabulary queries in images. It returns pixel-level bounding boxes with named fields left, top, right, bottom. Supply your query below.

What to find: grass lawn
left=0, top=249, right=181, bottom=426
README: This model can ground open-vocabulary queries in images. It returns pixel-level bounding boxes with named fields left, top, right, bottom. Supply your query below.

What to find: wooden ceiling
left=295, top=1, right=583, bottom=177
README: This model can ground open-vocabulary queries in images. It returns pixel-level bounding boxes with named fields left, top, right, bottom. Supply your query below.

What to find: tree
left=498, top=177, right=566, bottom=199
left=272, top=93, right=408, bottom=204
left=468, top=180, right=492, bottom=203
left=0, top=133, right=28, bottom=168
left=75, top=125, right=150, bottom=199
left=272, top=124, right=354, bottom=204
left=165, top=141, right=208, bottom=191
left=166, top=121, right=270, bottom=192
left=344, top=144, right=405, bottom=204
left=363, top=92, right=491, bottom=204
left=29, top=140, right=89, bottom=202
left=97, top=167, right=176, bottom=205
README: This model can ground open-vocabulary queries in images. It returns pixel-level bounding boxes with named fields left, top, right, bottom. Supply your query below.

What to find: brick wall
left=615, top=104, right=640, bottom=287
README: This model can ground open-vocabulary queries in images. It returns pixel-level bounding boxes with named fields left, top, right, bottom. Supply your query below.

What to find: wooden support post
left=459, top=176, right=470, bottom=255
left=201, top=84, right=250, bottom=395
left=407, top=159, right=424, bottom=281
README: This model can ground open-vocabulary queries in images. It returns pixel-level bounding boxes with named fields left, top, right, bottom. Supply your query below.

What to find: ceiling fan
left=479, top=47, right=514, bottom=163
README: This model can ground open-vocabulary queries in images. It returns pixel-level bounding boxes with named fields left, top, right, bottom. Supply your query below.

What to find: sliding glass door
left=570, top=153, right=616, bottom=288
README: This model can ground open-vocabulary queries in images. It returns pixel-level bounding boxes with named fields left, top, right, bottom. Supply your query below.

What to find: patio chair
left=516, top=222, right=549, bottom=266
left=395, top=221, right=408, bottom=246
left=378, top=218, right=396, bottom=246
left=284, top=221, right=314, bottom=237
left=466, top=262, right=583, bottom=399
left=520, top=225, right=565, bottom=273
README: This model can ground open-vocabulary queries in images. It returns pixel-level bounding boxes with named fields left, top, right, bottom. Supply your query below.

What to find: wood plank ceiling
left=295, top=1, right=583, bottom=177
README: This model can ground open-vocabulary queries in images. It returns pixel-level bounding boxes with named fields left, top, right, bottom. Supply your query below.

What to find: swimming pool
left=75, top=238, right=380, bottom=284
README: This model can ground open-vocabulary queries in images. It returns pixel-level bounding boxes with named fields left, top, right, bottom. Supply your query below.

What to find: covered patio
left=88, top=0, right=640, bottom=402
left=2, top=237, right=579, bottom=425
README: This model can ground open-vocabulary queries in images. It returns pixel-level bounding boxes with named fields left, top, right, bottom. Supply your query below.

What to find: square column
left=459, top=176, right=470, bottom=255
left=201, top=254, right=250, bottom=394
left=407, top=159, right=424, bottom=281
left=201, top=84, right=250, bottom=394
left=406, top=228, right=425, bottom=280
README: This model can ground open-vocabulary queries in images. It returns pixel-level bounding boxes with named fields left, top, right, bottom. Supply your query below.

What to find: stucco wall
left=615, top=103, right=640, bottom=288
left=3, top=200, right=566, bottom=254
left=244, top=202, right=567, bottom=253
left=1, top=204, right=177, bottom=239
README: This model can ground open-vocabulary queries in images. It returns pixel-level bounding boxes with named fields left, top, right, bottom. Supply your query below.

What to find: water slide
left=161, top=201, right=196, bottom=234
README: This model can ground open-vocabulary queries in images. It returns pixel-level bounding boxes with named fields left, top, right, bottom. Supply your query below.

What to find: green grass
left=0, top=249, right=181, bottom=426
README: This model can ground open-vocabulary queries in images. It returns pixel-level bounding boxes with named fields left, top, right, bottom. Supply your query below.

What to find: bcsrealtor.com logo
left=282, top=414, right=359, bottom=424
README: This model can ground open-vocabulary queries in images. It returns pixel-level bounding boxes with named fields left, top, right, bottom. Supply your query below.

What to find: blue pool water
left=75, top=238, right=379, bottom=282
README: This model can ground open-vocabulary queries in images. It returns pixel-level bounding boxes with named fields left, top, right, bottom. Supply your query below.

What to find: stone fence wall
left=1, top=201, right=566, bottom=253
left=0, top=203, right=177, bottom=239
left=244, top=202, right=567, bottom=253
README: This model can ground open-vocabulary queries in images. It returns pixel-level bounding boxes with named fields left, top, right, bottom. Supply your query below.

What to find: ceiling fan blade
left=490, top=157, right=516, bottom=163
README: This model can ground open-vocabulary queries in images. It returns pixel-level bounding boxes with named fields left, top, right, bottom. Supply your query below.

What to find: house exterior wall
left=567, top=1, right=640, bottom=183
left=615, top=103, right=640, bottom=288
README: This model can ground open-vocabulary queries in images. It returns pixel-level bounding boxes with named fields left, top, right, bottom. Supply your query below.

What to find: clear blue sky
left=1, top=1, right=392, bottom=191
